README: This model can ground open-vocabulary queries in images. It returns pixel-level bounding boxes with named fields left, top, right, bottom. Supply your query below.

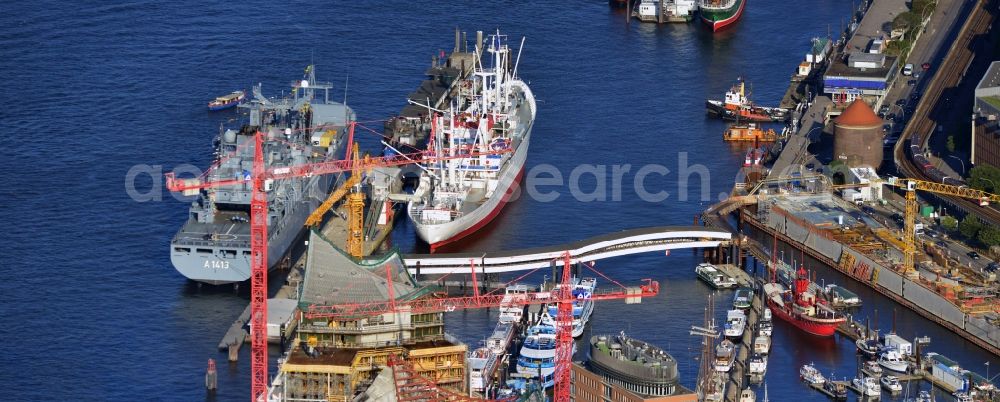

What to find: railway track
left=893, top=0, right=998, bottom=224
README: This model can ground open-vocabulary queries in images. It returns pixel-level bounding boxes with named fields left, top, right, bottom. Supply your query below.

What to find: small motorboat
left=822, top=380, right=848, bottom=400
left=862, top=360, right=883, bottom=377
left=724, top=309, right=747, bottom=338
left=852, top=375, right=881, bottom=397
left=748, top=353, right=767, bottom=375
left=952, top=391, right=973, bottom=402
left=757, top=319, right=773, bottom=337
left=800, top=363, right=825, bottom=384
left=915, top=390, right=933, bottom=402
left=878, top=350, right=908, bottom=373
left=855, top=338, right=883, bottom=359
left=208, top=91, right=245, bottom=111
left=738, top=388, right=755, bottom=402
left=733, top=287, right=754, bottom=309
left=714, top=340, right=736, bottom=372
left=880, top=375, right=902, bottom=393
left=753, top=335, right=771, bottom=355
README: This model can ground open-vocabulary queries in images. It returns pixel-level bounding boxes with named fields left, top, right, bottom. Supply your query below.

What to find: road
left=893, top=0, right=999, bottom=227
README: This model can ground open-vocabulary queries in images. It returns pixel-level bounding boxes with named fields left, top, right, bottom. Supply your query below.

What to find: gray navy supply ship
left=170, top=66, right=355, bottom=284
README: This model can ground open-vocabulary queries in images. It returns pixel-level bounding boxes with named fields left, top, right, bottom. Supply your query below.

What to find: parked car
left=986, top=262, right=999, bottom=273
left=922, top=62, right=931, bottom=71
left=879, top=105, right=890, bottom=115
left=907, top=79, right=917, bottom=86
left=896, top=99, right=907, bottom=106
left=969, top=251, right=981, bottom=260
left=903, top=63, right=914, bottom=76
left=935, top=240, right=948, bottom=248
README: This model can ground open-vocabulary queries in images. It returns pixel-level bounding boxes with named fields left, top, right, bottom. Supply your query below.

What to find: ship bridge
left=403, top=226, right=731, bottom=275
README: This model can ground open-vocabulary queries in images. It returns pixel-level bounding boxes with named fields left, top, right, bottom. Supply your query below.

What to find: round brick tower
left=833, top=99, right=884, bottom=169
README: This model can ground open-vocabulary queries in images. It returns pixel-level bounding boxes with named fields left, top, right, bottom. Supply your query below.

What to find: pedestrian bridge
left=403, top=226, right=732, bottom=275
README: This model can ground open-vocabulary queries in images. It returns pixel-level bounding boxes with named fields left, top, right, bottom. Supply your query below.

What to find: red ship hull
left=429, top=166, right=525, bottom=252
left=767, top=298, right=844, bottom=337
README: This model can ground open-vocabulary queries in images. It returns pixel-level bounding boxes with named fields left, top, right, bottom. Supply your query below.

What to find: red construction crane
left=165, top=122, right=513, bottom=401
left=304, top=253, right=660, bottom=402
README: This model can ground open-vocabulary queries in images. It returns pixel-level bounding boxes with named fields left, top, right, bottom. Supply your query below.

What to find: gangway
left=403, top=226, right=731, bottom=275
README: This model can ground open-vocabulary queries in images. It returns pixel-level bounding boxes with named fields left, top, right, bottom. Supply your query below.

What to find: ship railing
left=173, top=238, right=250, bottom=249
left=409, top=207, right=464, bottom=222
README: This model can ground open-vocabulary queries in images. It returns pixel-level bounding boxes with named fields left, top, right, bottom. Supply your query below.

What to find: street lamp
left=981, top=178, right=996, bottom=193
left=947, top=155, right=966, bottom=176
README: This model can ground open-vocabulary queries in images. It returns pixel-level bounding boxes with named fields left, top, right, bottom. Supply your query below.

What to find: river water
left=2, top=1, right=993, bottom=400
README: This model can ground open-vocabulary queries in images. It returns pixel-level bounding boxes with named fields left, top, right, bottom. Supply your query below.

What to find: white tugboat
left=408, top=32, right=536, bottom=251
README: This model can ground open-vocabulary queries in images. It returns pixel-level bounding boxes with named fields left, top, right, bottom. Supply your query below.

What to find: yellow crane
left=836, top=177, right=1000, bottom=277
left=304, top=143, right=368, bottom=258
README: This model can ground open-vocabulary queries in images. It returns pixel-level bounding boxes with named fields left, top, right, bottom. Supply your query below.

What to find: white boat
left=468, top=347, right=500, bottom=394
left=738, top=388, right=756, bottom=402
left=953, top=391, right=973, bottom=402
left=408, top=32, right=536, bottom=250
left=878, top=349, right=908, bottom=372
left=753, top=335, right=771, bottom=355
left=696, top=263, right=738, bottom=289
left=724, top=309, right=747, bottom=338
left=486, top=321, right=515, bottom=356
left=748, top=353, right=767, bottom=375
left=762, top=307, right=772, bottom=322
left=880, top=375, right=902, bottom=393
left=633, top=0, right=659, bottom=22
left=516, top=319, right=557, bottom=379
left=714, top=340, right=736, bottom=372
left=916, top=390, right=933, bottom=402
left=499, top=284, right=529, bottom=323
left=852, top=375, right=881, bottom=397
left=800, top=363, right=825, bottom=384
left=862, top=360, right=883, bottom=377
left=546, top=277, right=596, bottom=337
left=757, top=319, right=773, bottom=337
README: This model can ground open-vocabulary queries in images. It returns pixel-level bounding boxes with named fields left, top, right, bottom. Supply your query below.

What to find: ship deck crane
left=304, top=252, right=660, bottom=402
left=834, top=177, right=1000, bottom=277
left=165, top=122, right=514, bottom=401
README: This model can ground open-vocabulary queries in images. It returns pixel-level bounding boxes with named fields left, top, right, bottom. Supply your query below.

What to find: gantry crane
left=304, top=252, right=660, bottom=402
left=835, top=177, right=1000, bottom=277
left=165, top=122, right=514, bottom=401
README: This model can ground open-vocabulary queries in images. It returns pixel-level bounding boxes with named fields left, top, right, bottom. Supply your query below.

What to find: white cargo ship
left=408, top=32, right=536, bottom=250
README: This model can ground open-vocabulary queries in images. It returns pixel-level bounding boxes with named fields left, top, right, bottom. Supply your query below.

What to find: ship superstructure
left=170, top=66, right=355, bottom=284
left=407, top=32, right=536, bottom=250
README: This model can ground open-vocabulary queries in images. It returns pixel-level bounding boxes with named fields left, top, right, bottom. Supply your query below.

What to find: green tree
left=960, top=215, right=983, bottom=239
left=940, top=215, right=958, bottom=232
left=979, top=227, right=1000, bottom=247
left=969, top=165, right=1000, bottom=192
left=947, top=135, right=956, bottom=153
left=912, top=0, right=936, bottom=19
left=892, top=12, right=917, bottom=31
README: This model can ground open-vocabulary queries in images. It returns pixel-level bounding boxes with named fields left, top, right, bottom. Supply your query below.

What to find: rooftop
left=285, top=339, right=460, bottom=367
left=825, top=53, right=899, bottom=79
left=590, top=333, right=678, bottom=383
left=768, top=193, right=886, bottom=230
left=300, top=230, right=422, bottom=309
left=835, top=99, right=883, bottom=127
left=977, top=61, right=1000, bottom=90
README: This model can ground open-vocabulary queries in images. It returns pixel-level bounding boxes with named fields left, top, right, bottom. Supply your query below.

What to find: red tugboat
left=706, top=78, right=789, bottom=122
left=763, top=265, right=845, bottom=336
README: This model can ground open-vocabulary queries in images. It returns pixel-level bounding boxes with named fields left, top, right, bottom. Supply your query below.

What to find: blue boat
left=207, top=90, right=245, bottom=111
